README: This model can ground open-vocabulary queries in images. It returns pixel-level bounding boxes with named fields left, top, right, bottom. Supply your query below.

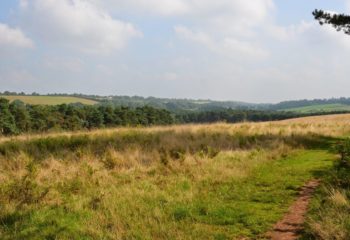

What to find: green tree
left=64, top=105, right=84, bottom=131
left=313, top=9, right=350, bottom=35
left=28, top=105, right=49, bottom=132
left=9, top=100, right=31, bottom=133
left=0, top=98, right=18, bottom=135
left=98, top=105, right=116, bottom=126
left=86, top=107, right=104, bottom=129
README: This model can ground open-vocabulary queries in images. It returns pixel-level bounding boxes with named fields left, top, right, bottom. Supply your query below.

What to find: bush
left=335, top=139, right=350, bottom=167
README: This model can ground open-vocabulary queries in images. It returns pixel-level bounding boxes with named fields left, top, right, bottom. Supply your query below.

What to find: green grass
left=303, top=161, right=350, bottom=239
left=0, top=120, right=341, bottom=239
left=0, top=149, right=335, bottom=239
left=0, top=95, right=97, bottom=105
left=281, top=104, right=350, bottom=113
left=171, top=150, right=334, bottom=239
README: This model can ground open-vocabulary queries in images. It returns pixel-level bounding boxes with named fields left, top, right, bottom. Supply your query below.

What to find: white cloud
left=189, top=0, right=274, bottom=35
left=96, top=64, right=114, bottom=76
left=43, top=57, right=84, bottom=73
left=345, top=0, right=350, bottom=12
left=163, top=72, right=178, bottom=81
left=0, top=69, right=35, bottom=87
left=278, top=20, right=350, bottom=50
left=99, top=0, right=189, bottom=16
left=98, top=0, right=274, bottom=35
left=20, top=0, right=142, bottom=54
left=174, top=26, right=212, bottom=46
left=0, top=23, right=33, bottom=49
left=175, top=25, right=268, bottom=59
left=320, top=24, right=350, bottom=50
left=266, top=21, right=314, bottom=41
left=2, top=0, right=350, bottom=102
left=223, top=38, right=269, bottom=58
left=168, top=1, right=274, bottom=59
left=98, top=0, right=273, bottom=20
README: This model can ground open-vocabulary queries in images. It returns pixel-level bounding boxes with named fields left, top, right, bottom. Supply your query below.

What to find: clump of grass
left=305, top=187, right=350, bottom=240
left=303, top=138, right=350, bottom=239
left=304, top=157, right=350, bottom=240
left=328, top=189, right=348, bottom=207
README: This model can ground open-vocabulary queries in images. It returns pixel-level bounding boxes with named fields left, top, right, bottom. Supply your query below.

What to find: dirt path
left=267, top=179, right=320, bottom=240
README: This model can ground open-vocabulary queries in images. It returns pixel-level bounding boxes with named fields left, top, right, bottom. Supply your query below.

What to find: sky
left=1, top=0, right=350, bottom=103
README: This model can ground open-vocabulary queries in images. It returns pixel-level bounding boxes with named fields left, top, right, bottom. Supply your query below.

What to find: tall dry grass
left=1, top=113, right=350, bottom=144
left=0, top=114, right=349, bottom=239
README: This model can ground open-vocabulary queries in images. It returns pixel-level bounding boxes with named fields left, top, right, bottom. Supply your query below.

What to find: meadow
left=0, top=95, right=97, bottom=105
left=282, top=103, right=350, bottom=113
left=0, top=114, right=350, bottom=239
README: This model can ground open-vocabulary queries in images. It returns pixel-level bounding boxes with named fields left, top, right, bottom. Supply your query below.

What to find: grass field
left=0, top=95, right=98, bottom=105
left=0, top=115, right=349, bottom=239
left=282, top=103, right=350, bottom=113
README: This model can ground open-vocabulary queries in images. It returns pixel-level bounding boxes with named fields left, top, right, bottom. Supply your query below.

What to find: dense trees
left=0, top=94, right=350, bottom=135
left=0, top=99, right=17, bottom=135
left=177, top=109, right=350, bottom=124
left=313, top=9, right=350, bottom=35
left=0, top=98, right=174, bottom=136
left=177, top=109, right=297, bottom=124
left=1, top=96, right=350, bottom=136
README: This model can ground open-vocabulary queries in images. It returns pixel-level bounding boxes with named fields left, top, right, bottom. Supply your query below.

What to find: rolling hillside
left=280, top=103, right=350, bottom=113
left=0, top=95, right=98, bottom=105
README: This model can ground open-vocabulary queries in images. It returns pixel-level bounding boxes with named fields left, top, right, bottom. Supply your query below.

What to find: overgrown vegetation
left=0, top=114, right=349, bottom=239
left=303, top=138, right=350, bottom=240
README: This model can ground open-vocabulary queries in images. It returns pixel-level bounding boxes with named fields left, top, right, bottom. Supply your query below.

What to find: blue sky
left=1, top=0, right=350, bottom=103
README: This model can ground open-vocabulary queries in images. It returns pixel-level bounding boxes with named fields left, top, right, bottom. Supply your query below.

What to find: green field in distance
left=282, top=103, right=350, bottom=113
left=0, top=95, right=97, bottom=105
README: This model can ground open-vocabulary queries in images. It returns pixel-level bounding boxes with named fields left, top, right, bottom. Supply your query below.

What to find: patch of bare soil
left=267, top=180, right=320, bottom=240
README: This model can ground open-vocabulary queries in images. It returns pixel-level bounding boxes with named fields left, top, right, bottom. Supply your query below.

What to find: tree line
left=4, top=91, right=350, bottom=112
left=1, top=97, right=349, bottom=136
left=0, top=98, right=174, bottom=136
left=176, top=109, right=298, bottom=123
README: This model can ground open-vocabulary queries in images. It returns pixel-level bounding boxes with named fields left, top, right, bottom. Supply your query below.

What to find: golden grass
left=1, top=113, right=350, bottom=144
left=328, top=189, right=349, bottom=207
left=0, top=114, right=348, bottom=239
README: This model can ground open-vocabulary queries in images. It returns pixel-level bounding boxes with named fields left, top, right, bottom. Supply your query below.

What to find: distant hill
left=1, top=92, right=350, bottom=114
left=270, top=98, right=350, bottom=111
left=279, top=104, right=350, bottom=113
left=0, top=95, right=97, bottom=105
left=97, top=96, right=268, bottom=112
left=95, top=96, right=350, bottom=113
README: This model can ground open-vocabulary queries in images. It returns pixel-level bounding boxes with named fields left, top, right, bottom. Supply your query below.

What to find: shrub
left=335, top=139, right=350, bottom=167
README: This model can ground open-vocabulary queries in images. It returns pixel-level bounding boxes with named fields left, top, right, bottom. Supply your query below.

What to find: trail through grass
left=175, top=150, right=334, bottom=239
left=303, top=157, right=350, bottom=239
left=0, top=149, right=334, bottom=239
left=1, top=115, right=348, bottom=239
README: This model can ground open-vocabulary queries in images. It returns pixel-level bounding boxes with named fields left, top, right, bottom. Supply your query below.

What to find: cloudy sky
left=0, top=0, right=350, bottom=103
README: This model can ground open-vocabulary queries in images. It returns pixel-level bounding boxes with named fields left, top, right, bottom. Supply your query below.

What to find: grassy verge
left=303, top=158, right=350, bottom=239
left=0, top=148, right=334, bottom=239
